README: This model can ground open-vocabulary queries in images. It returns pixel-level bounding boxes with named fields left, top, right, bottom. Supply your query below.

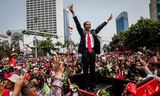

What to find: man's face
left=84, top=21, right=91, bottom=31
left=5, top=80, right=14, bottom=89
left=27, top=87, right=38, bottom=96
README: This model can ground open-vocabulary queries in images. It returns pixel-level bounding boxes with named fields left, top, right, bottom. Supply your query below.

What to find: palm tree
left=55, top=41, right=63, bottom=53
left=0, top=41, right=9, bottom=60
left=62, top=40, right=69, bottom=48
left=102, top=44, right=107, bottom=52
left=37, top=38, right=54, bottom=56
left=55, top=41, right=62, bottom=48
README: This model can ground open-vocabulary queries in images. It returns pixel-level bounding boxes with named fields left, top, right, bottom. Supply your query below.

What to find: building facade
left=150, top=0, right=160, bottom=20
left=0, top=34, right=8, bottom=42
left=116, top=11, right=129, bottom=33
left=26, top=0, right=64, bottom=42
left=63, top=8, right=70, bottom=42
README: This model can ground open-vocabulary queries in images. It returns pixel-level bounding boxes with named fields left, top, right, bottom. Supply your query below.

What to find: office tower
left=26, top=0, right=64, bottom=42
left=150, top=0, right=160, bottom=20
left=63, top=9, right=70, bottom=42
left=116, top=11, right=129, bottom=33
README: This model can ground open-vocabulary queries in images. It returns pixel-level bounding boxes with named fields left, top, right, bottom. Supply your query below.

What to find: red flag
left=76, top=53, right=79, bottom=60
left=9, top=56, right=17, bottom=66
left=68, top=52, right=72, bottom=58
left=125, top=50, right=132, bottom=53
left=68, top=26, right=73, bottom=30
left=118, top=56, right=125, bottom=60
left=116, top=73, right=124, bottom=79
left=127, top=83, right=136, bottom=95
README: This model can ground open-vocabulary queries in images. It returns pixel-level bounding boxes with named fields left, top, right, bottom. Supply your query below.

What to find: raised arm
left=69, top=4, right=75, bottom=16
left=95, top=14, right=112, bottom=34
left=11, top=76, right=25, bottom=96
left=68, top=4, right=84, bottom=36
left=139, top=58, right=152, bottom=75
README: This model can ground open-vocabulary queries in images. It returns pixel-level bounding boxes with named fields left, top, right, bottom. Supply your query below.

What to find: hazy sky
left=64, top=0, right=150, bottom=44
left=0, top=0, right=150, bottom=44
left=0, top=0, right=26, bottom=34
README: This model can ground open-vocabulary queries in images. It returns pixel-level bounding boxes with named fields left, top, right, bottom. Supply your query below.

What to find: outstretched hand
left=52, top=55, right=64, bottom=73
left=139, top=57, right=148, bottom=67
left=107, top=14, right=113, bottom=22
left=14, top=76, right=25, bottom=88
left=68, top=4, right=75, bottom=15
left=12, top=76, right=26, bottom=96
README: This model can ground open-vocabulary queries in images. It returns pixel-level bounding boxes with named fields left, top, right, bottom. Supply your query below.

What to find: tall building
left=116, top=11, right=129, bottom=33
left=26, top=0, right=64, bottom=42
left=150, top=0, right=160, bottom=20
left=63, top=8, right=70, bottom=42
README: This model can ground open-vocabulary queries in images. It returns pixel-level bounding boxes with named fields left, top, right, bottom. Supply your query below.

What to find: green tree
left=110, top=17, right=160, bottom=50
left=124, top=17, right=160, bottom=50
left=0, top=41, right=20, bottom=60
left=109, top=30, right=127, bottom=51
left=0, top=41, right=10, bottom=60
left=102, top=44, right=107, bottom=52
left=55, top=41, right=62, bottom=49
left=62, top=40, right=69, bottom=48
left=37, top=38, right=54, bottom=56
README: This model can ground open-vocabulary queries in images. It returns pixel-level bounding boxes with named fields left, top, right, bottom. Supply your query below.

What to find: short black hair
left=22, top=82, right=38, bottom=96
left=83, top=21, right=90, bottom=27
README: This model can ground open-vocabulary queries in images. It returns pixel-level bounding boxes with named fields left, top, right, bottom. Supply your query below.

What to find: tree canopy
left=110, top=17, right=160, bottom=50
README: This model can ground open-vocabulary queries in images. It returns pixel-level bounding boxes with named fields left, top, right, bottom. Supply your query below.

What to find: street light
left=34, top=17, right=38, bottom=58
left=6, top=30, right=12, bottom=46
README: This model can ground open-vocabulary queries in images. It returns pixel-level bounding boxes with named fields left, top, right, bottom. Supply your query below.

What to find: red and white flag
left=68, top=26, right=73, bottom=30
left=8, top=56, right=17, bottom=66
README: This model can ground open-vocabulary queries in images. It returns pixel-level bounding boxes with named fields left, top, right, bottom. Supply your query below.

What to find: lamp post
left=6, top=30, right=12, bottom=46
left=68, top=28, right=73, bottom=52
left=34, top=17, right=38, bottom=58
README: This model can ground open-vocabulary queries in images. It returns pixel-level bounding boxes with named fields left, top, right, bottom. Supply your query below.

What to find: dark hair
left=37, top=75, right=44, bottom=89
left=9, top=66, right=14, bottom=72
left=83, top=21, right=90, bottom=27
left=22, top=82, right=38, bottom=96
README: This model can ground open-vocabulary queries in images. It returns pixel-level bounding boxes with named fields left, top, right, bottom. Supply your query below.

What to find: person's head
left=83, top=21, right=91, bottom=31
left=11, top=53, right=18, bottom=58
left=5, top=74, right=20, bottom=90
left=22, top=82, right=38, bottom=96
left=4, top=79, right=14, bottom=90
left=135, top=62, right=142, bottom=70
left=30, top=74, right=44, bottom=90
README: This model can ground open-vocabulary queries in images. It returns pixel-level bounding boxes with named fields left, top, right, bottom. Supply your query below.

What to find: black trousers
left=82, top=49, right=96, bottom=89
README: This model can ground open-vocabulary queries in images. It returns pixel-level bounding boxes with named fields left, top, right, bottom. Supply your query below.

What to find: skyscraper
left=116, top=11, right=129, bottom=33
left=150, top=0, right=160, bottom=20
left=26, top=0, right=64, bottom=42
left=63, top=9, right=70, bottom=42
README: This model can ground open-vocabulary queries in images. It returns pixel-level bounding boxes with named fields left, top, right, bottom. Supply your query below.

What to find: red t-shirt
left=2, top=89, right=10, bottom=96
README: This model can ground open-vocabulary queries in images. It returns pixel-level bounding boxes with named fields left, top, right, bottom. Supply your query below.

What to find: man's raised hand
left=68, top=4, right=75, bottom=15
left=107, top=14, right=113, bottom=22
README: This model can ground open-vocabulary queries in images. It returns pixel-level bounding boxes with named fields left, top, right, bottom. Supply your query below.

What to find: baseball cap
left=7, top=74, right=20, bottom=83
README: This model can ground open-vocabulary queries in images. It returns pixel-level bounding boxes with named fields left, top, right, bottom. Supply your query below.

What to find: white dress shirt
left=86, top=32, right=94, bottom=48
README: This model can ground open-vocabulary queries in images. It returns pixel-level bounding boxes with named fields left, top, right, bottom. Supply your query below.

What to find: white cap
left=7, top=74, right=20, bottom=83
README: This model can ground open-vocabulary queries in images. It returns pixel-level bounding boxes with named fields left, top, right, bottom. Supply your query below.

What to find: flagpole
left=68, top=27, right=73, bottom=52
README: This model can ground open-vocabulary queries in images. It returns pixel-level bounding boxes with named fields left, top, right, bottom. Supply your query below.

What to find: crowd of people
left=96, top=50, right=160, bottom=82
left=0, top=48, right=160, bottom=96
